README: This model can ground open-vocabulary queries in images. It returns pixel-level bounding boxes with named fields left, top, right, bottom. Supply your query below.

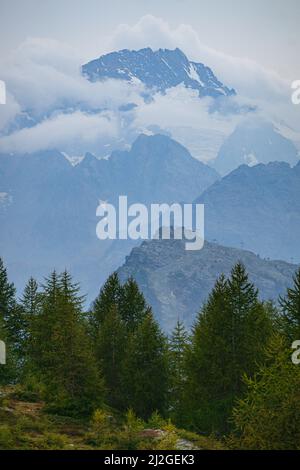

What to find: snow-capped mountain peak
left=82, top=47, right=236, bottom=98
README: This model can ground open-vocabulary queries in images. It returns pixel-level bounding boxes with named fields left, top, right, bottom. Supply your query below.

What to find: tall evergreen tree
left=122, top=312, right=168, bottom=420
left=6, top=278, right=42, bottom=363
left=30, top=271, right=104, bottom=415
left=0, top=313, right=10, bottom=384
left=227, top=262, right=271, bottom=395
left=21, top=278, right=41, bottom=317
left=0, top=258, right=18, bottom=382
left=119, top=277, right=150, bottom=331
left=91, top=272, right=121, bottom=332
left=279, top=268, right=300, bottom=341
left=184, top=265, right=273, bottom=433
left=232, top=334, right=300, bottom=450
left=0, top=258, right=16, bottom=324
left=168, top=320, right=189, bottom=424
left=95, top=304, right=126, bottom=409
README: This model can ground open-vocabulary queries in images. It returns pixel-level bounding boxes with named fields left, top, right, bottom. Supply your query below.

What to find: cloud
left=133, top=85, right=239, bottom=133
left=0, top=37, right=146, bottom=154
left=0, top=37, right=145, bottom=118
left=0, top=91, right=21, bottom=130
left=0, top=110, right=119, bottom=154
left=108, top=15, right=292, bottom=106
left=0, top=17, right=299, bottom=157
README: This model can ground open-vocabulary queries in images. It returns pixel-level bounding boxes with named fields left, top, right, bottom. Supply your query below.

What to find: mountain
left=80, top=133, right=219, bottom=205
left=0, top=134, right=218, bottom=298
left=117, top=238, right=297, bottom=332
left=195, top=160, right=300, bottom=263
left=82, top=47, right=236, bottom=99
left=212, top=118, right=299, bottom=175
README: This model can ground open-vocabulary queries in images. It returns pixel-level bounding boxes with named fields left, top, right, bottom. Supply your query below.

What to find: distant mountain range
left=82, top=47, right=236, bottom=99
left=196, top=159, right=300, bottom=262
left=117, top=238, right=297, bottom=332
left=0, top=134, right=218, bottom=297
left=85, top=133, right=219, bottom=205
left=212, top=118, right=300, bottom=175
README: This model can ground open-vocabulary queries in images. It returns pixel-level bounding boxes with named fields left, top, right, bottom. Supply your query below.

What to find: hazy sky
left=0, top=0, right=299, bottom=79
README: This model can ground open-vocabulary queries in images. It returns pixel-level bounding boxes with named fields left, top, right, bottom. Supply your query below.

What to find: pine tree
left=21, top=278, right=42, bottom=317
left=0, top=314, right=10, bottom=384
left=227, top=262, right=271, bottom=396
left=184, top=274, right=232, bottom=432
left=0, top=258, right=18, bottom=382
left=95, top=304, right=126, bottom=409
left=119, top=277, right=150, bottom=331
left=0, top=257, right=18, bottom=345
left=30, top=270, right=104, bottom=415
left=232, top=334, right=300, bottom=450
left=91, top=272, right=121, bottom=332
left=0, top=258, right=16, bottom=324
left=184, top=265, right=273, bottom=433
left=122, top=312, right=168, bottom=420
left=168, top=320, right=189, bottom=424
left=18, top=278, right=42, bottom=354
left=279, top=268, right=300, bottom=341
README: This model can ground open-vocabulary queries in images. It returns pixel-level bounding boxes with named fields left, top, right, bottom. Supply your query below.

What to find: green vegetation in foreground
left=0, top=388, right=224, bottom=450
left=1, top=257, right=300, bottom=450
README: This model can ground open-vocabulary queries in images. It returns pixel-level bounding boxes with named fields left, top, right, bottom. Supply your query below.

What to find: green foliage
left=147, top=410, right=167, bottom=429
left=119, top=277, right=150, bottom=331
left=94, top=305, right=126, bottom=409
left=0, top=258, right=19, bottom=383
left=168, top=320, right=189, bottom=424
left=91, top=274, right=157, bottom=412
left=279, top=268, right=300, bottom=341
left=1, top=263, right=299, bottom=449
left=231, top=334, right=300, bottom=449
left=29, top=271, right=104, bottom=416
left=122, top=313, right=169, bottom=419
left=0, top=425, right=15, bottom=449
left=0, top=257, right=16, bottom=325
left=91, top=272, right=121, bottom=330
left=155, top=424, right=178, bottom=450
left=183, top=265, right=273, bottom=433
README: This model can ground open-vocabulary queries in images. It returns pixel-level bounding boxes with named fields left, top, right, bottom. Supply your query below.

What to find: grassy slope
left=0, top=387, right=225, bottom=450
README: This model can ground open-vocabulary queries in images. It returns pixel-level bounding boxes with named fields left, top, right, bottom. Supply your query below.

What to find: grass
left=0, top=386, right=225, bottom=450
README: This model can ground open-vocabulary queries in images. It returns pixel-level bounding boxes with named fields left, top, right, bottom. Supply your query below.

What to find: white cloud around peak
left=108, top=15, right=292, bottom=104
left=0, top=16, right=299, bottom=156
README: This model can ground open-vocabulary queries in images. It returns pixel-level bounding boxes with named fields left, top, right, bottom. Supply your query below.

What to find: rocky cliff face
left=118, top=238, right=297, bottom=332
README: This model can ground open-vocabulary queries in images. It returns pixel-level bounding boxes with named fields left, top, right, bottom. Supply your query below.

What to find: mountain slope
left=83, top=133, right=219, bottom=205
left=195, top=160, right=300, bottom=263
left=117, top=238, right=297, bottom=332
left=0, top=134, right=218, bottom=298
left=212, top=118, right=299, bottom=175
left=82, top=47, right=235, bottom=98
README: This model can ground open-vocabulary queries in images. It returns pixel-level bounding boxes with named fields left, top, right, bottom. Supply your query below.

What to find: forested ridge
left=1, top=257, right=300, bottom=450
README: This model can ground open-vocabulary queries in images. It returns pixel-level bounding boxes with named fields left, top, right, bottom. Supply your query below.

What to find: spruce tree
left=21, top=278, right=42, bottom=317
left=232, top=334, right=300, bottom=450
left=91, top=272, right=121, bottom=332
left=0, top=314, right=10, bottom=384
left=227, top=262, right=271, bottom=396
left=279, top=268, right=300, bottom=341
left=0, top=258, right=18, bottom=382
left=168, top=320, right=189, bottom=424
left=30, top=270, right=104, bottom=415
left=95, top=304, right=126, bottom=409
left=184, top=265, right=273, bottom=433
left=0, top=258, right=16, bottom=324
left=0, top=257, right=19, bottom=346
left=122, top=312, right=168, bottom=419
left=184, top=274, right=232, bottom=432
left=18, top=278, right=42, bottom=355
left=119, top=277, right=149, bottom=331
